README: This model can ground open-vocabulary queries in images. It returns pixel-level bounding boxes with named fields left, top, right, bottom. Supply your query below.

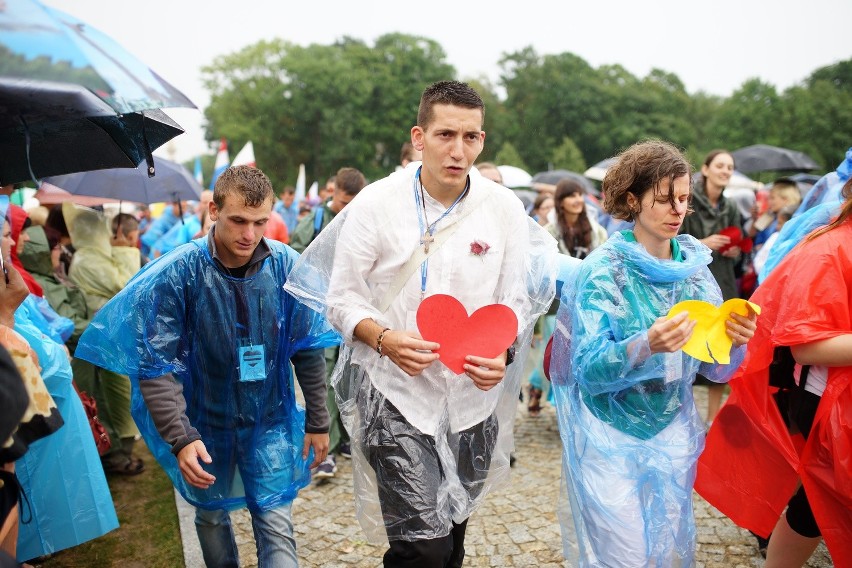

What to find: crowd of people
left=0, top=79, right=849, bottom=568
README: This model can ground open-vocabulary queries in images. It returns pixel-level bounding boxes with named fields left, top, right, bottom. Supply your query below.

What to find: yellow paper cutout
left=666, top=299, right=761, bottom=364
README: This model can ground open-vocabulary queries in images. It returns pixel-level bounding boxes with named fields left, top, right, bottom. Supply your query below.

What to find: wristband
left=376, top=328, right=391, bottom=358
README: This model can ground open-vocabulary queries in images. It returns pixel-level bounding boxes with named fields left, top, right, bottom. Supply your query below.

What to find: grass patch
left=32, top=443, right=184, bottom=568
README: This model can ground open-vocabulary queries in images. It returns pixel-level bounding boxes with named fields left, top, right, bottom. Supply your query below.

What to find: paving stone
left=178, top=385, right=834, bottom=567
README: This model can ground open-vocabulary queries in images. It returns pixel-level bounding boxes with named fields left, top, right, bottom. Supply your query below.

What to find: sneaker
left=339, top=442, right=351, bottom=459
left=313, top=455, right=337, bottom=479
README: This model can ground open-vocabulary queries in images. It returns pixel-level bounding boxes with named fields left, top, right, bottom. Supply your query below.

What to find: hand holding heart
left=416, top=294, right=518, bottom=389
left=665, top=299, right=760, bottom=363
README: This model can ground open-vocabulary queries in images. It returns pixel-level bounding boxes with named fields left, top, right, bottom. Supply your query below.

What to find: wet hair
left=417, top=81, right=484, bottom=130
left=554, top=178, right=592, bottom=254
left=809, top=177, right=852, bottom=241
left=213, top=165, right=273, bottom=209
left=335, top=167, right=367, bottom=196
left=111, top=212, right=139, bottom=238
left=769, top=178, right=802, bottom=209
left=603, top=140, right=692, bottom=222
left=700, top=149, right=735, bottom=190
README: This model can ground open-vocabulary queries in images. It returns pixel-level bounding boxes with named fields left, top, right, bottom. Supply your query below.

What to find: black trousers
left=785, top=388, right=822, bottom=538
left=358, top=383, right=497, bottom=567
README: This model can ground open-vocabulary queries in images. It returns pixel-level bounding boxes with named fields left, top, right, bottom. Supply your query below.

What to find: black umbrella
left=0, top=78, right=183, bottom=185
left=730, top=144, right=820, bottom=174
left=44, top=155, right=202, bottom=204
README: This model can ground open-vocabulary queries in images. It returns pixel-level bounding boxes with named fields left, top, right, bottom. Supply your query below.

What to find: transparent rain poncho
left=550, top=232, right=745, bottom=567
left=75, top=237, right=340, bottom=512
left=285, top=165, right=558, bottom=544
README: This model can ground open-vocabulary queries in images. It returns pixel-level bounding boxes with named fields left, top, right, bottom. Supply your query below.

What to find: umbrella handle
left=141, top=110, right=155, bottom=178
left=19, top=115, right=42, bottom=187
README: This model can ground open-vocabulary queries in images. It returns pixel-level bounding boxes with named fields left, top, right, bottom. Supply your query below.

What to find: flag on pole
left=232, top=141, right=256, bottom=167
left=307, top=181, right=319, bottom=201
left=294, top=163, right=306, bottom=203
left=209, top=139, right=230, bottom=189
left=193, top=156, right=203, bottom=186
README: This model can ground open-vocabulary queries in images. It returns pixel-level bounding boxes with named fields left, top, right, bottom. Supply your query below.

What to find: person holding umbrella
left=679, top=149, right=743, bottom=425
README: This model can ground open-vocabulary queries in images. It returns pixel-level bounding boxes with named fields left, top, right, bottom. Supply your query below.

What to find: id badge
left=238, top=344, right=267, bottom=382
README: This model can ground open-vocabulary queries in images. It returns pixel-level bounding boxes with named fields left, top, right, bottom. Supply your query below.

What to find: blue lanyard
left=413, top=166, right=469, bottom=297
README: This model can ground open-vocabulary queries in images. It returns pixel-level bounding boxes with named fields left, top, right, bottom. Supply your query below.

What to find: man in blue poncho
left=75, top=166, right=339, bottom=568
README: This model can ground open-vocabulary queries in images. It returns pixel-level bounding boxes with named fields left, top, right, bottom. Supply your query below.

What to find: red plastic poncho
left=696, top=221, right=852, bottom=566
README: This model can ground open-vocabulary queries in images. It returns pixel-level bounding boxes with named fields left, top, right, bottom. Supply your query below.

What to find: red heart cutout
left=417, top=294, right=518, bottom=375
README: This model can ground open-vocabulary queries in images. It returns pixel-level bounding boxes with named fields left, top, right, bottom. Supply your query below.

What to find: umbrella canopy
left=583, top=158, right=617, bottom=182
left=0, top=0, right=195, bottom=114
left=730, top=144, right=820, bottom=174
left=531, top=169, right=598, bottom=196
left=35, top=182, right=120, bottom=207
left=43, top=156, right=202, bottom=205
left=0, top=98, right=184, bottom=185
left=496, top=165, right=532, bottom=189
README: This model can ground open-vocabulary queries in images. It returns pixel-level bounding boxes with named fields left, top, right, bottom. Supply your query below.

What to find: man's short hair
left=213, top=165, right=273, bottom=209
left=417, top=81, right=484, bottom=130
left=281, top=186, right=296, bottom=196
left=335, top=167, right=367, bottom=196
left=111, top=212, right=139, bottom=237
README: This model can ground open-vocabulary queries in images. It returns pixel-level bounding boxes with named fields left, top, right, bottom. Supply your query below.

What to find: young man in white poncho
left=285, top=80, right=556, bottom=566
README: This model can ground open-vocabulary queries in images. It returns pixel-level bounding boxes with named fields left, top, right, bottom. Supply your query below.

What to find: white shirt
left=326, top=165, right=535, bottom=435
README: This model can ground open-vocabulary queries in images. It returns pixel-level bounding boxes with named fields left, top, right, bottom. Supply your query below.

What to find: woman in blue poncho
left=550, top=141, right=758, bottom=567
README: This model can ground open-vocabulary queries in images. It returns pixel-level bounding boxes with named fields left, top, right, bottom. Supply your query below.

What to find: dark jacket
left=679, top=180, right=742, bottom=300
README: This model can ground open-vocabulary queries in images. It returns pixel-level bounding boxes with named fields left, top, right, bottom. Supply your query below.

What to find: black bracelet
left=376, top=328, right=391, bottom=358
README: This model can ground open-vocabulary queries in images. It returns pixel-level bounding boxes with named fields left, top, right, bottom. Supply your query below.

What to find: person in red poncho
left=8, top=206, right=43, bottom=297
left=696, top=177, right=852, bottom=567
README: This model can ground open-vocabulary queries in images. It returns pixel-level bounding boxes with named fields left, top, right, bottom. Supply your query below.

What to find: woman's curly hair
left=602, top=140, right=692, bottom=222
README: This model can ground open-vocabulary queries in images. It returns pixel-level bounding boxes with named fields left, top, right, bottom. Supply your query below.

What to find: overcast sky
left=45, top=0, right=852, bottom=164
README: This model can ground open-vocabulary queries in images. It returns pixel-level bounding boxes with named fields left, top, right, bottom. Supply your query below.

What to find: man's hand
left=303, top=432, right=329, bottom=469
left=463, top=352, right=507, bottom=391
left=176, top=440, right=216, bottom=489
left=381, top=330, right=440, bottom=376
left=648, top=311, right=696, bottom=354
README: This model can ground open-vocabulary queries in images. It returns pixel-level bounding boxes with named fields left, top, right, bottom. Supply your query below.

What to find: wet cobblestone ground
left=179, top=386, right=833, bottom=567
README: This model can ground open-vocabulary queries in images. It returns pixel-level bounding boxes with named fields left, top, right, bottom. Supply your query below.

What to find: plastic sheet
left=285, top=165, right=558, bottom=543
left=75, top=236, right=339, bottom=512
left=150, top=213, right=201, bottom=257
left=758, top=199, right=841, bottom=283
left=63, top=202, right=141, bottom=313
left=14, top=301, right=118, bottom=560
left=697, top=221, right=852, bottom=566
left=550, top=232, right=745, bottom=567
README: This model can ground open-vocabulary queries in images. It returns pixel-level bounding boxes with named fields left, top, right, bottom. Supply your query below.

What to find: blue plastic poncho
left=75, top=237, right=340, bottom=512
left=151, top=213, right=201, bottom=257
left=14, top=306, right=118, bottom=560
left=759, top=199, right=842, bottom=283
left=139, top=205, right=178, bottom=256
left=551, top=232, right=745, bottom=567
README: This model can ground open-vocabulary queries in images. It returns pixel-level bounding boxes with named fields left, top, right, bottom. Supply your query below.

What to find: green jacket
left=679, top=179, right=742, bottom=300
left=289, top=202, right=336, bottom=254
left=19, top=226, right=91, bottom=353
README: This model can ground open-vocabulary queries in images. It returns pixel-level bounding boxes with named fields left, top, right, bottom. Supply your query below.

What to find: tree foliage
left=201, top=37, right=851, bottom=183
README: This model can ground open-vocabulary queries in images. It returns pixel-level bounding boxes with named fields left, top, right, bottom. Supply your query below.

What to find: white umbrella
left=583, top=158, right=617, bottom=182
left=497, top=165, right=532, bottom=188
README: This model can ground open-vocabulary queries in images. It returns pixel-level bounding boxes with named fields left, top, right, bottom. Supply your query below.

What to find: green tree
left=201, top=34, right=454, bottom=188
left=550, top=136, right=586, bottom=172
left=708, top=78, right=782, bottom=150
left=494, top=142, right=528, bottom=171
